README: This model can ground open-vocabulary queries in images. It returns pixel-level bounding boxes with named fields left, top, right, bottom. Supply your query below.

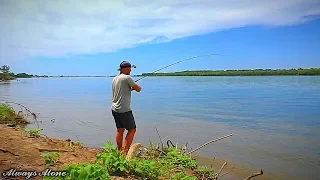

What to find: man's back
left=112, top=74, right=135, bottom=113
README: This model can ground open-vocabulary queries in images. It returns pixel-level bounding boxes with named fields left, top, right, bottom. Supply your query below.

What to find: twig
left=155, top=125, right=164, bottom=150
left=187, top=134, right=233, bottom=155
left=6, top=101, right=40, bottom=128
left=214, top=162, right=227, bottom=180
left=245, top=170, right=263, bottom=180
left=38, top=148, right=69, bottom=152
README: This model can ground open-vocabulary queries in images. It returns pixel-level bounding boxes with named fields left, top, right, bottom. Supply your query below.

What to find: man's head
left=119, top=61, right=134, bottom=75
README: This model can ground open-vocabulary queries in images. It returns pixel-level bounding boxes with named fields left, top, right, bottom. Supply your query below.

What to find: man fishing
left=111, top=61, right=142, bottom=155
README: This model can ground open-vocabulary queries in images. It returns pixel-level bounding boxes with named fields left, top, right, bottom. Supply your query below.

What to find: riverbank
left=142, top=68, right=320, bottom=76
left=0, top=124, right=278, bottom=180
left=0, top=102, right=283, bottom=179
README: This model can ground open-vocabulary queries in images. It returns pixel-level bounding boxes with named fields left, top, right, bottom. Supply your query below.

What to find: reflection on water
left=1, top=76, right=320, bottom=180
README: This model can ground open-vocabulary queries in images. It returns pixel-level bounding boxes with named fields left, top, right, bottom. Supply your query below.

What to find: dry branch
left=187, top=134, right=233, bottom=155
left=38, top=148, right=69, bottom=152
left=155, top=125, right=164, bottom=149
left=5, top=101, right=40, bottom=128
left=213, top=162, right=227, bottom=180
left=245, top=170, right=264, bottom=180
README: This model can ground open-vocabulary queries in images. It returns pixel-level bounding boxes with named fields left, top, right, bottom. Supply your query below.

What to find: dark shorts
left=111, top=110, right=136, bottom=130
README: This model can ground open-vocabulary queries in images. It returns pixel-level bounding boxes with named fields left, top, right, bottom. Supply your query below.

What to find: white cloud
left=0, top=0, right=320, bottom=62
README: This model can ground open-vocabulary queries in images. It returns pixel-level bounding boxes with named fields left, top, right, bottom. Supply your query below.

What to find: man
left=111, top=61, right=142, bottom=155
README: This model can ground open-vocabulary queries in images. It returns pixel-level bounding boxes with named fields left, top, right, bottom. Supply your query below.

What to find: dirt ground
left=0, top=125, right=136, bottom=180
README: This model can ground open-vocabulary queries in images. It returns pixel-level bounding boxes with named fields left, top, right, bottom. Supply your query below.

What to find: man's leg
left=123, top=128, right=136, bottom=155
left=116, top=128, right=125, bottom=151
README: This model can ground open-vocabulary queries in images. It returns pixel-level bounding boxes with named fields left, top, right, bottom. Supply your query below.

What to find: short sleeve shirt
left=111, top=74, right=136, bottom=113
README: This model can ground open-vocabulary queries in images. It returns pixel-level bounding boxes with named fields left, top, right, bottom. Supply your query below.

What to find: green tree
left=0, top=65, right=16, bottom=81
left=0, top=65, right=10, bottom=74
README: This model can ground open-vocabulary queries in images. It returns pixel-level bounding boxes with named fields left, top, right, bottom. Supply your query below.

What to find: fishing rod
left=134, top=53, right=232, bottom=83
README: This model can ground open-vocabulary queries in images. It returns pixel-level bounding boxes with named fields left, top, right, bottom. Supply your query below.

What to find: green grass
left=45, top=141, right=213, bottom=180
left=41, top=152, right=60, bottom=166
left=26, top=128, right=43, bottom=138
left=0, top=103, right=29, bottom=125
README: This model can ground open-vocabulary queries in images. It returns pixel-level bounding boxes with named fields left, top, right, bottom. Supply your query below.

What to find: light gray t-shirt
left=111, top=74, right=136, bottom=113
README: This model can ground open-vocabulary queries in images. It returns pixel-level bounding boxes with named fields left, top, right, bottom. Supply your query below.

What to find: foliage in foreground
left=0, top=103, right=29, bottom=125
left=44, top=141, right=207, bottom=180
left=194, top=166, right=216, bottom=179
left=41, top=152, right=60, bottom=166
left=26, top=128, right=43, bottom=138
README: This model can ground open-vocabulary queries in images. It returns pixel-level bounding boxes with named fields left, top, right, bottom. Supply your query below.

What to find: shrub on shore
left=0, top=103, right=30, bottom=126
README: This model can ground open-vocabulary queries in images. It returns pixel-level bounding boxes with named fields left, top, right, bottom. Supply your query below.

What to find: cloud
left=0, top=0, right=320, bottom=62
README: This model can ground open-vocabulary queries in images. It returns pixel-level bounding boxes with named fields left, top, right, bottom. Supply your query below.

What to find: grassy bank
left=142, top=68, right=320, bottom=76
left=0, top=103, right=29, bottom=126
left=51, top=142, right=215, bottom=180
left=0, top=73, right=16, bottom=81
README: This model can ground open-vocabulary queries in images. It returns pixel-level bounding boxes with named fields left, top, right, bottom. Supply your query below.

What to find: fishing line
left=134, top=53, right=233, bottom=83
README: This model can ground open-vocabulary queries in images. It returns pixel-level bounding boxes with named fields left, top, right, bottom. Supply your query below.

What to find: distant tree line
left=0, top=65, right=34, bottom=81
left=141, top=68, right=320, bottom=76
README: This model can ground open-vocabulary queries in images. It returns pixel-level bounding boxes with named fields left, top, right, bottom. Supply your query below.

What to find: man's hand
left=131, top=84, right=142, bottom=92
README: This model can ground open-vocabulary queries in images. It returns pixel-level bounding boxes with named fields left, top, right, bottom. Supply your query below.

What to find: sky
left=0, top=0, right=320, bottom=76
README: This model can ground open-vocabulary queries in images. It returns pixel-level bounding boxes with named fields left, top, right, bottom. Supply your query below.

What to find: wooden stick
left=201, top=174, right=205, bottom=180
left=245, top=170, right=263, bottom=180
left=38, top=148, right=69, bottom=152
left=155, top=125, right=164, bottom=149
left=214, top=162, right=227, bottom=180
left=187, top=134, right=233, bottom=155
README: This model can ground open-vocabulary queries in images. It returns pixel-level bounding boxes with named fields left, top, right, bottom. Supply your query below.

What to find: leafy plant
left=95, top=141, right=129, bottom=175
left=195, top=166, right=216, bottom=179
left=26, top=128, right=42, bottom=137
left=0, top=104, right=15, bottom=122
left=74, top=141, right=83, bottom=146
left=129, top=158, right=161, bottom=179
left=170, top=172, right=197, bottom=180
left=40, top=152, right=60, bottom=166
left=61, top=163, right=110, bottom=180
left=161, top=147, right=197, bottom=170
left=0, top=103, right=29, bottom=125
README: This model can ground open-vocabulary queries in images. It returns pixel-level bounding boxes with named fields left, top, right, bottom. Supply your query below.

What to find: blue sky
left=1, top=0, right=320, bottom=76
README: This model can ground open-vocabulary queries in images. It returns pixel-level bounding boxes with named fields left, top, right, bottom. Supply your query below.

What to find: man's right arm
left=127, top=76, right=142, bottom=92
left=132, top=84, right=142, bottom=92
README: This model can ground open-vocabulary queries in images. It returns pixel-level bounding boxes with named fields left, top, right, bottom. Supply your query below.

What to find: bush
left=62, top=163, right=110, bottom=180
left=195, top=166, right=216, bottom=179
left=161, top=147, right=197, bottom=170
left=40, top=152, right=60, bottom=166
left=95, top=141, right=129, bottom=175
left=171, top=172, right=197, bottom=180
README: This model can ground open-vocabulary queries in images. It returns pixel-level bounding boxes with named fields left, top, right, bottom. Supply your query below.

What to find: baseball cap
left=118, top=61, right=136, bottom=70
